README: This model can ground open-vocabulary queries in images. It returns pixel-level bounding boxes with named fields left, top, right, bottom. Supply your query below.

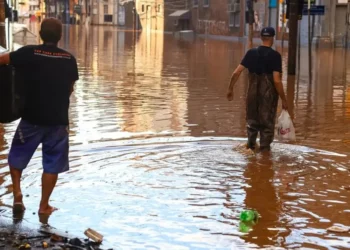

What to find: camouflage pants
left=246, top=73, right=278, bottom=150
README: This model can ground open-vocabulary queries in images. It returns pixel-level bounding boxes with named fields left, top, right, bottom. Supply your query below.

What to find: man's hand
left=227, top=90, right=234, bottom=101
left=282, top=99, right=288, bottom=110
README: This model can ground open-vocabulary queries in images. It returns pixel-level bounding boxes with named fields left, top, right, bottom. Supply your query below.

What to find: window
left=157, top=4, right=161, bottom=12
left=193, top=0, right=198, bottom=7
left=228, top=0, right=240, bottom=28
left=104, top=5, right=108, bottom=14
left=104, top=15, right=112, bottom=22
left=142, top=4, right=145, bottom=12
left=203, top=0, right=209, bottom=7
left=229, top=12, right=240, bottom=28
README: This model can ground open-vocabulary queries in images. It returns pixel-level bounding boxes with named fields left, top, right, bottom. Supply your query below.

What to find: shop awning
left=169, top=10, right=191, bottom=19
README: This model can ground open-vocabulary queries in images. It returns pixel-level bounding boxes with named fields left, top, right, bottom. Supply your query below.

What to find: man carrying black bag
left=0, top=18, right=78, bottom=215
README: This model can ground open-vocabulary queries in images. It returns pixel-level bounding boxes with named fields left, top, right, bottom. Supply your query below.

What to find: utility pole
left=287, top=0, right=299, bottom=75
left=307, top=0, right=312, bottom=83
left=345, top=0, right=350, bottom=49
left=247, top=0, right=254, bottom=49
left=281, top=0, right=285, bottom=53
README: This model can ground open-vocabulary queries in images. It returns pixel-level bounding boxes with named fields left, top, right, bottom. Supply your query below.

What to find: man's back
left=241, top=46, right=282, bottom=75
left=10, top=44, right=79, bottom=125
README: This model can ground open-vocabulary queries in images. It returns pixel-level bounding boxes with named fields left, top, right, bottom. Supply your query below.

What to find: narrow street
left=0, top=25, right=349, bottom=249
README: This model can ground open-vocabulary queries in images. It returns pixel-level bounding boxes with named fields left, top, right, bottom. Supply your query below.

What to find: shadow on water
left=0, top=24, right=349, bottom=249
left=242, top=153, right=282, bottom=247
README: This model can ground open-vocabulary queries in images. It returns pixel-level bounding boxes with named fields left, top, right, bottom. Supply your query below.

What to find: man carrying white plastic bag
left=276, top=110, right=296, bottom=141
left=227, top=27, right=289, bottom=152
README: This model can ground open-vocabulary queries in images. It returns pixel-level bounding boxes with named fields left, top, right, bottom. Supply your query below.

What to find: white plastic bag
left=276, top=110, right=296, bottom=141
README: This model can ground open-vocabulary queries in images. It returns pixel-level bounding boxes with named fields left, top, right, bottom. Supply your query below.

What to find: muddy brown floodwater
left=0, top=25, right=350, bottom=249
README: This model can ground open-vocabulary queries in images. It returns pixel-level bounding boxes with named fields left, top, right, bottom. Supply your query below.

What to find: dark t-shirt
left=241, top=46, right=282, bottom=75
left=10, top=44, right=79, bottom=126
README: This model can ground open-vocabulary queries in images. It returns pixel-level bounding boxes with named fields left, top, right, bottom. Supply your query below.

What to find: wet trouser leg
left=246, top=74, right=278, bottom=150
left=258, top=76, right=278, bottom=150
left=246, top=74, right=259, bottom=149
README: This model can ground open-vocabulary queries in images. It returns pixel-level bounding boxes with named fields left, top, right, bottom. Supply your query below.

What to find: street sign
left=302, top=5, right=325, bottom=15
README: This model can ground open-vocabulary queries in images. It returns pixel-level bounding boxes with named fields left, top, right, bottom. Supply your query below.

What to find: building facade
left=190, top=0, right=243, bottom=37
left=164, top=0, right=190, bottom=32
left=134, top=0, right=164, bottom=31
left=45, top=0, right=76, bottom=24
left=90, top=0, right=119, bottom=25
left=187, top=0, right=280, bottom=38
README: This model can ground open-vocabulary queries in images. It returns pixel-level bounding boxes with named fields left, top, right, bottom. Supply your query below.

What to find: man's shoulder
left=247, top=48, right=258, bottom=53
left=13, top=45, right=37, bottom=53
left=245, top=48, right=258, bottom=57
left=271, top=49, right=281, bottom=57
left=56, top=48, right=76, bottom=60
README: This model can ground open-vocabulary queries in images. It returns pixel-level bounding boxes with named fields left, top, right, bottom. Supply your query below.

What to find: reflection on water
left=0, top=25, right=349, bottom=249
left=243, top=154, right=281, bottom=247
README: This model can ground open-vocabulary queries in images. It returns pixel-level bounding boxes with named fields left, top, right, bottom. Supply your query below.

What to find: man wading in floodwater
left=0, top=18, right=79, bottom=214
left=227, top=27, right=288, bottom=152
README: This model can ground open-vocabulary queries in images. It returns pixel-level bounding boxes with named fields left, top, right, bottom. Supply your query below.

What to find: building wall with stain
left=190, top=0, right=244, bottom=37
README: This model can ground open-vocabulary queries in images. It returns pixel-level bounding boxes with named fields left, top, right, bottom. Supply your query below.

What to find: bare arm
left=0, top=53, right=10, bottom=66
left=273, top=71, right=288, bottom=109
left=227, top=64, right=245, bottom=101
left=228, top=64, right=246, bottom=92
left=70, top=81, right=76, bottom=96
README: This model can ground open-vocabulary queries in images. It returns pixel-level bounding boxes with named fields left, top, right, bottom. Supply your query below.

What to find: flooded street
left=0, top=25, right=350, bottom=249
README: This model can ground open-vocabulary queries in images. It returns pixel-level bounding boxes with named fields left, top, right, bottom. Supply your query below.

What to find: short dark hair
left=40, top=18, right=62, bottom=44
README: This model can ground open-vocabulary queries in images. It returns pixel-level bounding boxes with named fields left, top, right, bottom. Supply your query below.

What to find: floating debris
left=127, top=72, right=145, bottom=76
left=84, top=228, right=103, bottom=243
left=327, top=226, right=349, bottom=233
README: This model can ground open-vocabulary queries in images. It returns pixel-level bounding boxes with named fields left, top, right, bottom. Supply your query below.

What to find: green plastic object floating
left=239, top=210, right=259, bottom=222
left=239, top=210, right=259, bottom=233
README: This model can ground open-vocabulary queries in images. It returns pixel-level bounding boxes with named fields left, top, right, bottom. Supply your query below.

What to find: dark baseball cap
left=260, top=27, right=275, bottom=37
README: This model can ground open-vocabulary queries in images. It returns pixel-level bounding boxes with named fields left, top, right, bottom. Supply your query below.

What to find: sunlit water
left=0, top=25, right=349, bottom=249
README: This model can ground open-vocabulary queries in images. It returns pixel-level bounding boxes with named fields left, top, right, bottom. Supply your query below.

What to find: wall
left=91, top=0, right=117, bottom=25
left=191, top=0, right=243, bottom=37
left=18, top=0, right=30, bottom=17
left=136, top=0, right=164, bottom=31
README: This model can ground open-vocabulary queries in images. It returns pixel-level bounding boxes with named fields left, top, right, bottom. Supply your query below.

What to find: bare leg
left=39, top=173, right=58, bottom=215
left=10, top=167, right=25, bottom=212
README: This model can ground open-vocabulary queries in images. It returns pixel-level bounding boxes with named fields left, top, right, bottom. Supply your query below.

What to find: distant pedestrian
left=0, top=18, right=79, bottom=215
left=227, top=27, right=288, bottom=152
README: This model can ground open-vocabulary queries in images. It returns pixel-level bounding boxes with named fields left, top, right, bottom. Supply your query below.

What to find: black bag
left=0, top=65, right=25, bottom=123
